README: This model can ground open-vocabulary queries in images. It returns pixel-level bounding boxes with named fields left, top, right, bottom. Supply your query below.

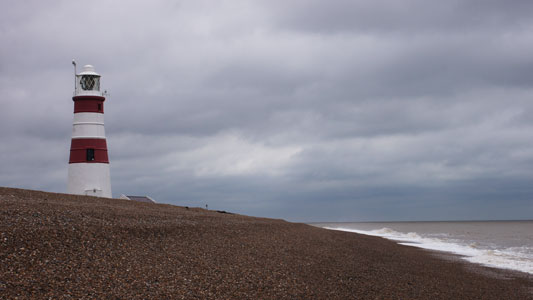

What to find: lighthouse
left=67, top=64, right=112, bottom=198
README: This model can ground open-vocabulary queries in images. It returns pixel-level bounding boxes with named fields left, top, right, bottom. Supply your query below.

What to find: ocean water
left=314, top=221, right=533, bottom=274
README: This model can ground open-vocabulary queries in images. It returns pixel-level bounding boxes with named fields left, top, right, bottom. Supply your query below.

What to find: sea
left=314, top=221, right=533, bottom=275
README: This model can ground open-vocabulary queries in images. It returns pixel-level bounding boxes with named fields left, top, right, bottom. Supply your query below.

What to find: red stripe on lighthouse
left=69, top=138, right=109, bottom=163
left=73, top=95, right=105, bottom=113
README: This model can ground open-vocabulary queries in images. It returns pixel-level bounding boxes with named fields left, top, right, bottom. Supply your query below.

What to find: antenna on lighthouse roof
left=72, top=59, right=77, bottom=90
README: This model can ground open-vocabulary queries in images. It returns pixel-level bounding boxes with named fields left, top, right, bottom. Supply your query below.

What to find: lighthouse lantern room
left=67, top=63, right=112, bottom=198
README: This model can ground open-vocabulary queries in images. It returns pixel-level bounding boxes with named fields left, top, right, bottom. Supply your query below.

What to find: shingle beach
left=1, top=187, right=531, bottom=299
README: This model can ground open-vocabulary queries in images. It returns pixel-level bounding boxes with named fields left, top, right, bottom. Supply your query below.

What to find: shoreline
left=1, top=187, right=532, bottom=299
left=428, top=249, right=532, bottom=281
left=325, top=225, right=533, bottom=281
left=316, top=222, right=533, bottom=276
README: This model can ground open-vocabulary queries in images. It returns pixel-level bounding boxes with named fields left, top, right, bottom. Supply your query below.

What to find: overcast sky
left=1, top=0, right=533, bottom=221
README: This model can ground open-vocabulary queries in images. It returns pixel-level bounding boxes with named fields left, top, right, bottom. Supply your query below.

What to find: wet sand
left=1, top=187, right=531, bottom=299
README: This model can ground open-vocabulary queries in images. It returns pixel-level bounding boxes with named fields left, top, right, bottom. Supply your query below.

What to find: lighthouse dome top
left=78, top=65, right=100, bottom=76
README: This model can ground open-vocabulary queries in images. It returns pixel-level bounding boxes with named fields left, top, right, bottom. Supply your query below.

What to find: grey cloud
left=267, top=0, right=533, bottom=34
left=1, top=0, right=533, bottom=221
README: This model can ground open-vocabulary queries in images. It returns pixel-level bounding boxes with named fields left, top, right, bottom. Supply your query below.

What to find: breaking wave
left=325, top=227, right=533, bottom=275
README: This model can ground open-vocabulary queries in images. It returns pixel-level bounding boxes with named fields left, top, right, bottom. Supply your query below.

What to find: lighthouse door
left=85, top=188, right=103, bottom=197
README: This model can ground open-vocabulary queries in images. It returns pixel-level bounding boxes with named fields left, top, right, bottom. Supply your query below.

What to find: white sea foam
left=325, top=226, right=533, bottom=274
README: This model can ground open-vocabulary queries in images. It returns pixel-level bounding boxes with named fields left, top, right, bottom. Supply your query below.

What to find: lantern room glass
left=80, top=75, right=100, bottom=91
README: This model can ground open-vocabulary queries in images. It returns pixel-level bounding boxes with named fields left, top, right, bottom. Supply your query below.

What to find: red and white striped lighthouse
left=67, top=64, right=112, bottom=198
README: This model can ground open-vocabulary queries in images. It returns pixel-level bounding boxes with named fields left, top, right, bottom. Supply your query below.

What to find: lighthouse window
left=86, top=149, right=95, bottom=161
left=80, top=75, right=100, bottom=91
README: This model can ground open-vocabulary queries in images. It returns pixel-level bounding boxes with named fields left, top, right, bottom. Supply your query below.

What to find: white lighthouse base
left=67, top=163, right=112, bottom=198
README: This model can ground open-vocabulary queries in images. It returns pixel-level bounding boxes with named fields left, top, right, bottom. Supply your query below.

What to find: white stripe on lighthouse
left=67, top=163, right=112, bottom=198
left=72, top=112, right=106, bottom=139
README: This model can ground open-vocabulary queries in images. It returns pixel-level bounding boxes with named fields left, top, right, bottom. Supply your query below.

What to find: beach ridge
left=1, top=187, right=531, bottom=299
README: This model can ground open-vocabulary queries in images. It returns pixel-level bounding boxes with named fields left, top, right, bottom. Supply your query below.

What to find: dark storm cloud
left=1, top=0, right=533, bottom=221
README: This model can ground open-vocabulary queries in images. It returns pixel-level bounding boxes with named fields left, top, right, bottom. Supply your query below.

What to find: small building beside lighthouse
left=67, top=64, right=112, bottom=198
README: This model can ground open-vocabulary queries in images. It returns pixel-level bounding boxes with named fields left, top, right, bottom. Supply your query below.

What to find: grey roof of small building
left=124, top=195, right=156, bottom=203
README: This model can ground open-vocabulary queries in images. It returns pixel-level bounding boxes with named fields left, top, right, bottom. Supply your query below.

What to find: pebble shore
left=1, top=187, right=532, bottom=299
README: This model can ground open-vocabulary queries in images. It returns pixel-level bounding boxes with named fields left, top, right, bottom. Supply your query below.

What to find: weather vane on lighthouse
left=67, top=60, right=112, bottom=198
